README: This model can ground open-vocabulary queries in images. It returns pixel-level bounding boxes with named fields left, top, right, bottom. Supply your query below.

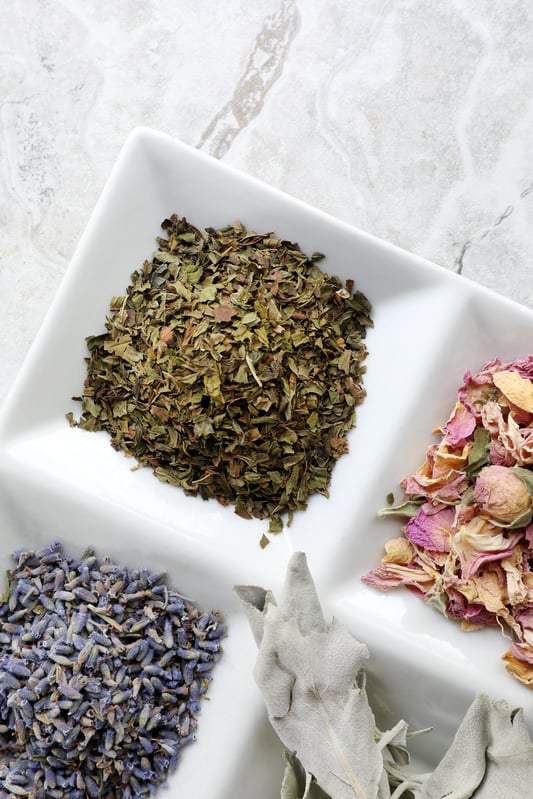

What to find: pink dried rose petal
left=518, top=427, right=533, bottom=464
left=362, top=535, right=444, bottom=594
left=507, top=641, right=533, bottom=664
left=402, top=469, right=468, bottom=503
left=509, top=355, right=533, bottom=380
left=404, top=504, right=454, bottom=552
left=427, top=441, right=472, bottom=476
left=361, top=561, right=434, bottom=592
left=458, top=359, right=506, bottom=418
left=513, top=606, right=533, bottom=629
left=481, top=400, right=513, bottom=442
left=482, top=402, right=533, bottom=466
left=452, top=517, right=522, bottom=580
left=461, top=548, right=518, bottom=581
left=488, top=439, right=516, bottom=466
left=459, top=357, right=533, bottom=420
left=401, top=440, right=471, bottom=502
left=442, top=401, right=476, bottom=446
left=445, top=587, right=498, bottom=626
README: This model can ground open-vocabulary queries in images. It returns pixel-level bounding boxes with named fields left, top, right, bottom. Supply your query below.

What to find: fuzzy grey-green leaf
left=235, top=552, right=384, bottom=799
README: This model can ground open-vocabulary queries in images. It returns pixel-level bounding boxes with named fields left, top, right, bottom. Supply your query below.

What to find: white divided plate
left=1, top=127, right=533, bottom=796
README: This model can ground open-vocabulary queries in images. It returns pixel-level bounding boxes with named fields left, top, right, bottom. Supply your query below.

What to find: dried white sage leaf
left=235, top=552, right=389, bottom=799
left=422, top=694, right=533, bottom=798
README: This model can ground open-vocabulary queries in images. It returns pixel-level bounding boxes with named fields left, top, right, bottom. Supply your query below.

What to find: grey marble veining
left=1, top=0, right=533, bottom=405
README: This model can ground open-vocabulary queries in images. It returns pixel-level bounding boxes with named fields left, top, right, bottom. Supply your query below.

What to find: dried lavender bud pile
left=0, top=542, right=224, bottom=799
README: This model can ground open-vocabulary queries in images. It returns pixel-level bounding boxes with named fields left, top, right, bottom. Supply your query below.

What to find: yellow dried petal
left=501, top=551, right=528, bottom=606
left=493, top=369, right=533, bottom=413
left=461, top=620, right=485, bottom=632
left=432, top=440, right=472, bottom=474
left=524, top=572, right=533, bottom=591
left=470, top=570, right=507, bottom=613
left=502, top=650, right=533, bottom=685
left=454, top=580, right=479, bottom=603
left=382, top=537, right=416, bottom=565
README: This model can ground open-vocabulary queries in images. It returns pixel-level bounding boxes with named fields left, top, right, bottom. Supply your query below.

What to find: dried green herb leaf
left=70, top=215, right=373, bottom=528
left=377, top=501, right=423, bottom=520
left=465, top=426, right=491, bottom=478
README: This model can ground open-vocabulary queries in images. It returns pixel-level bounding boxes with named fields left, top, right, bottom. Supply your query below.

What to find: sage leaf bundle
left=235, top=553, right=533, bottom=799
left=235, top=553, right=409, bottom=799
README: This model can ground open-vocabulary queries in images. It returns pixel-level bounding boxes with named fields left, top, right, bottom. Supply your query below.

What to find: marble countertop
left=1, top=1, right=533, bottom=406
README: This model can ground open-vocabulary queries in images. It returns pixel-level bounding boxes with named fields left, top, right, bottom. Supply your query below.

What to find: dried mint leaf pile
left=70, top=215, right=373, bottom=530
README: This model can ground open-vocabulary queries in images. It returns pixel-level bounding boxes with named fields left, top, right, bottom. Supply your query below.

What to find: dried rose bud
left=474, top=464, right=532, bottom=524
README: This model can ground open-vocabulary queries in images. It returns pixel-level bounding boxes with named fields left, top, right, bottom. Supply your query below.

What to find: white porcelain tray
left=1, top=128, right=533, bottom=796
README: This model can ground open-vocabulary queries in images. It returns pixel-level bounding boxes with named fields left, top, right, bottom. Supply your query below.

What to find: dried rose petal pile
left=364, top=356, right=533, bottom=686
